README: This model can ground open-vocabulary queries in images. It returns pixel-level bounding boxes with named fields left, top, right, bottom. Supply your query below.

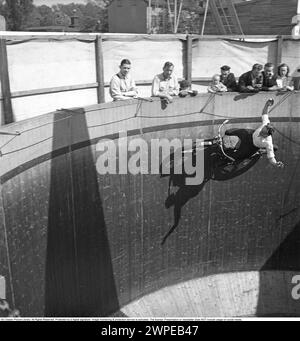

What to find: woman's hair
left=277, top=63, right=290, bottom=77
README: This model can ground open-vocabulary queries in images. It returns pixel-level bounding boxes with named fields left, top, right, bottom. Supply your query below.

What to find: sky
left=34, top=0, right=86, bottom=6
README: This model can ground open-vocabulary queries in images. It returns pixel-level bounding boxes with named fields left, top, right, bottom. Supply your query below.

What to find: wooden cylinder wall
left=0, top=92, right=299, bottom=316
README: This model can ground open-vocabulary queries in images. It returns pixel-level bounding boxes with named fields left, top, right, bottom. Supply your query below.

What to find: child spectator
left=178, top=80, right=198, bottom=97
left=152, top=61, right=179, bottom=103
left=207, top=74, right=227, bottom=93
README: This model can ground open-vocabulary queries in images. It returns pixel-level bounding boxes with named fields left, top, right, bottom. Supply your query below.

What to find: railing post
left=186, top=34, right=193, bottom=84
left=276, top=35, right=283, bottom=67
left=0, top=39, right=13, bottom=124
left=95, top=35, right=105, bottom=104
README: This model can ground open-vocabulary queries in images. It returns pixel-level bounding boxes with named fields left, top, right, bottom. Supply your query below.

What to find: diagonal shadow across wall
left=45, top=108, right=119, bottom=317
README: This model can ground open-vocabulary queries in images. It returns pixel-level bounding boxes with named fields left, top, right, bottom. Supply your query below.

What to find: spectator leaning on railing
left=220, top=65, right=238, bottom=92
left=152, top=61, right=179, bottom=103
left=207, top=74, right=227, bottom=93
left=276, top=63, right=294, bottom=91
left=238, top=63, right=263, bottom=93
left=262, top=62, right=279, bottom=91
left=110, top=58, right=296, bottom=101
left=178, top=80, right=198, bottom=97
left=109, top=59, right=138, bottom=101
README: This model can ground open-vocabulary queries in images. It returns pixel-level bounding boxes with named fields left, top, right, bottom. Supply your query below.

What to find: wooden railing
left=0, top=33, right=287, bottom=125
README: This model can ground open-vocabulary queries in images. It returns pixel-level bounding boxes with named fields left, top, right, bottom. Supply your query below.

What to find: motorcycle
left=160, top=120, right=263, bottom=189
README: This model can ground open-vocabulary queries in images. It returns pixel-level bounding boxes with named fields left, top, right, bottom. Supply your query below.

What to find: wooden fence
left=0, top=33, right=295, bottom=125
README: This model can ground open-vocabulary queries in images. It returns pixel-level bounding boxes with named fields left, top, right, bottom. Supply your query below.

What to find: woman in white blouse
left=276, top=63, right=294, bottom=91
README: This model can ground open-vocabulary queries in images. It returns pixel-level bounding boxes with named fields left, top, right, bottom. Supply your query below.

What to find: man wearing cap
left=220, top=65, right=238, bottom=92
left=222, top=98, right=283, bottom=168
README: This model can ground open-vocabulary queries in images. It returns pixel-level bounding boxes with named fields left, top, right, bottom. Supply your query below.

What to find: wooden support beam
left=276, top=35, right=283, bottom=67
left=10, top=83, right=98, bottom=99
left=201, top=0, right=210, bottom=36
left=147, top=1, right=152, bottom=34
left=95, top=35, right=105, bottom=104
left=0, top=275, right=5, bottom=300
left=186, top=35, right=193, bottom=84
left=174, top=0, right=177, bottom=34
left=175, top=0, right=183, bottom=33
left=0, top=39, right=13, bottom=124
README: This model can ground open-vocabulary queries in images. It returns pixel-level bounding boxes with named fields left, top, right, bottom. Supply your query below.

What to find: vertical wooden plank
left=0, top=39, right=13, bottom=124
left=0, top=15, right=6, bottom=31
left=147, top=1, right=152, bottom=34
left=186, top=35, right=193, bottom=84
left=276, top=35, right=283, bottom=67
left=201, top=0, right=210, bottom=35
left=95, top=35, right=105, bottom=104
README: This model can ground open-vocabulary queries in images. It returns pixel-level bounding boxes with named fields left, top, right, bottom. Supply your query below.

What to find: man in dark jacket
left=220, top=65, right=238, bottom=91
left=238, top=63, right=263, bottom=92
left=262, top=62, right=279, bottom=91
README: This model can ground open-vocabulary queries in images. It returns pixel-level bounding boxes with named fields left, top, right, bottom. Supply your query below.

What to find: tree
left=26, top=7, right=43, bottom=28
left=3, top=0, right=34, bottom=31
left=55, top=2, right=108, bottom=32
left=53, top=11, right=70, bottom=27
left=37, top=5, right=56, bottom=26
left=0, top=0, right=111, bottom=32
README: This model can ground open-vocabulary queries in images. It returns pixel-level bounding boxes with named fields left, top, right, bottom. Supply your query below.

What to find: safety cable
left=0, top=137, right=53, bottom=157
left=0, top=110, right=81, bottom=155
left=0, top=92, right=298, bottom=156
left=273, top=127, right=300, bottom=147
left=0, top=135, right=19, bottom=157
left=21, top=114, right=74, bottom=134
left=269, top=91, right=294, bottom=113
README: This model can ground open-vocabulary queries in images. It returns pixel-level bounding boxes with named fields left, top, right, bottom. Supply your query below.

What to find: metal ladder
left=209, top=0, right=244, bottom=35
